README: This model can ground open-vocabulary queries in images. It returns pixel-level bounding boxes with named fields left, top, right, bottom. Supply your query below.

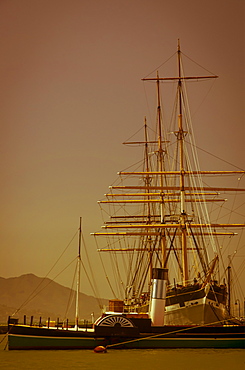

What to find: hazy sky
left=0, top=0, right=244, bottom=299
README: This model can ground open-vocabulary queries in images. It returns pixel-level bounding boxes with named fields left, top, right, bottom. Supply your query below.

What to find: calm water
left=0, top=335, right=244, bottom=370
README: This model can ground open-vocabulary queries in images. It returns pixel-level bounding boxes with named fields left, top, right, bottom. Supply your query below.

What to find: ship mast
left=176, top=40, right=188, bottom=285
left=156, top=72, right=167, bottom=268
left=75, top=217, right=82, bottom=330
left=144, top=118, right=153, bottom=283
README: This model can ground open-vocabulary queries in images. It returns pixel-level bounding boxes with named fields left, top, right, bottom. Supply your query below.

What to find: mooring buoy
left=94, top=345, right=107, bottom=353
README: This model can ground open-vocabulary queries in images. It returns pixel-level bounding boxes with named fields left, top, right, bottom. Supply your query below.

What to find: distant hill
left=0, top=274, right=108, bottom=324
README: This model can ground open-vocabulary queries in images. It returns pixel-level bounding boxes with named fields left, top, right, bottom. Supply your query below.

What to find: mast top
left=178, top=38, right=180, bottom=52
left=142, top=42, right=218, bottom=82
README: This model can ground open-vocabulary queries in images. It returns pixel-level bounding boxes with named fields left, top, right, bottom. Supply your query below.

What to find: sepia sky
left=0, top=0, right=244, bottom=299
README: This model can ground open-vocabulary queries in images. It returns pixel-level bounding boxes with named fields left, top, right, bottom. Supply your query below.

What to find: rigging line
left=143, top=83, right=154, bottom=128
left=219, top=177, right=243, bottom=250
left=117, top=239, right=127, bottom=294
left=229, top=263, right=244, bottom=309
left=131, top=252, right=144, bottom=297
left=44, top=230, right=78, bottom=279
left=29, top=230, right=78, bottom=307
left=129, top=239, right=148, bottom=292
left=79, top=257, right=103, bottom=309
left=218, top=242, right=231, bottom=284
left=232, top=262, right=245, bottom=293
left=118, top=157, right=148, bottom=174
left=110, top=249, right=124, bottom=298
left=188, top=233, right=202, bottom=279
left=125, top=241, right=135, bottom=292
left=184, top=139, right=245, bottom=171
left=99, top=202, right=112, bottom=219
left=169, top=87, right=179, bottom=134
left=95, top=237, right=117, bottom=299
left=214, top=202, right=226, bottom=256
left=118, top=239, right=126, bottom=275
left=182, top=144, right=213, bottom=258
left=13, top=229, right=79, bottom=314
left=233, top=229, right=245, bottom=269
left=142, top=52, right=176, bottom=79
left=126, top=244, right=141, bottom=292
left=188, top=226, right=208, bottom=274
left=103, top=237, right=119, bottom=297
left=106, top=318, right=228, bottom=349
left=159, top=98, right=172, bottom=173
left=81, top=234, right=101, bottom=302
left=192, top=78, right=217, bottom=118
left=220, top=234, right=236, bottom=274
left=234, top=258, right=245, bottom=286
left=63, top=263, right=77, bottom=321
left=181, top=80, right=217, bottom=255
left=135, top=233, right=160, bottom=294
left=168, top=236, right=183, bottom=274
left=0, top=332, right=8, bottom=347
left=123, top=124, right=156, bottom=144
left=137, top=253, right=152, bottom=296
left=11, top=257, right=77, bottom=317
left=181, top=51, right=217, bottom=76
left=124, top=125, right=145, bottom=142
left=208, top=200, right=245, bottom=221
left=163, top=228, right=177, bottom=267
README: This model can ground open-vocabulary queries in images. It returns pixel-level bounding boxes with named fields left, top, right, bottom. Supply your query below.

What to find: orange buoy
left=94, top=345, right=107, bottom=353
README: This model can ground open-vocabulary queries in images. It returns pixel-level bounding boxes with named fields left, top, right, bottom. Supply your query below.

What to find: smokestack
left=149, top=268, right=168, bottom=326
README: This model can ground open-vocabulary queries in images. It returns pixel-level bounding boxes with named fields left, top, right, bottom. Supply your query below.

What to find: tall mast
left=156, top=72, right=166, bottom=268
left=144, top=117, right=151, bottom=220
left=144, top=118, right=153, bottom=283
left=75, top=217, right=82, bottom=330
left=177, top=40, right=188, bottom=285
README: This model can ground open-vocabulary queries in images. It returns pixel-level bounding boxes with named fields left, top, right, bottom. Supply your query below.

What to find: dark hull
left=8, top=322, right=245, bottom=350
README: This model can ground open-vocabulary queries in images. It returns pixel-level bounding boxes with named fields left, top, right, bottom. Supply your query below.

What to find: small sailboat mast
left=75, top=217, right=82, bottom=330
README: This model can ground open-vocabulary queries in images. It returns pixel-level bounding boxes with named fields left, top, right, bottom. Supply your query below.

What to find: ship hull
left=165, top=297, right=228, bottom=326
left=8, top=323, right=245, bottom=350
left=165, top=285, right=228, bottom=326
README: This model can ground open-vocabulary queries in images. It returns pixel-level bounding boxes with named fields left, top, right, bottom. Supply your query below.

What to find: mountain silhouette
left=0, top=274, right=108, bottom=324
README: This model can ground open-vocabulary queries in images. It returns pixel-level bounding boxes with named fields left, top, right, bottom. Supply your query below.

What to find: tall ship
left=8, top=42, right=245, bottom=350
